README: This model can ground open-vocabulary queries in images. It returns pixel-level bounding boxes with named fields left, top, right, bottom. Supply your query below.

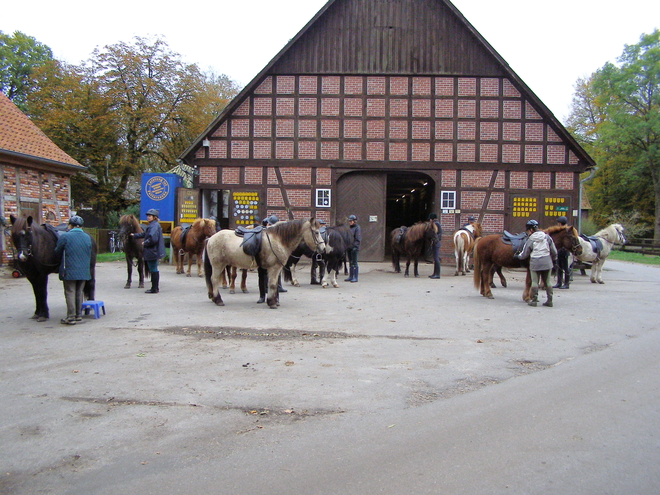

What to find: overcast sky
left=2, top=0, right=659, bottom=122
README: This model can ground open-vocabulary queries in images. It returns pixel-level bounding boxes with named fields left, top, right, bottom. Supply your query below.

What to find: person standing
left=427, top=213, right=442, bottom=279
left=54, top=215, right=92, bottom=325
left=132, top=208, right=165, bottom=294
left=344, top=214, right=361, bottom=283
left=553, top=216, right=571, bottom=289
left=257, top=215, right=287, bottom=303
left=516, top=219, right=558, bottom=307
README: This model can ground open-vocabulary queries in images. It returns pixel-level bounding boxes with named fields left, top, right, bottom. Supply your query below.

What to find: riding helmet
left=267, top=215, right=279, bottom=225
left=467, top=216, right=475, bottom=222
left=557, top=216, right=567, bottom=225
left=68, top=215, right=84, bottom=227
left=525, top=219, right=539, bottom=231
left=146, top=208, right=159, bottom=217
left=348, top=214, right=357, bottom=221
left=427, top=213, right=438, bottom=220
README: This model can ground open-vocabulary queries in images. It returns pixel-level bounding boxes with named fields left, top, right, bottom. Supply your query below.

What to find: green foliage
left=0, top=30, right=53, bottom=111
left=605, top=210, right=651, bottom=239
left=579, top=217, right=599, bottom=236
left=567, top=30, right=660, bottom=239
left=105, top=204, right=140, bottom=229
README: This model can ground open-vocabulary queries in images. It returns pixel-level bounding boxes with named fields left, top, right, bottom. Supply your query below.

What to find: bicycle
left=108, top=231, right=123, bottom=253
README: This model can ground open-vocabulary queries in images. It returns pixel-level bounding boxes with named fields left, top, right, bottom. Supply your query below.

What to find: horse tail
left=282, top=257, right=294, bottom=283
left=204, top=241, right=213, bottom=293
left=472, top=240, right=482, bottom=290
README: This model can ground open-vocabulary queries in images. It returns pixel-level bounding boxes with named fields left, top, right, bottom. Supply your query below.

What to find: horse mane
left=269, top=218, right=305, bottom=246
left=472, top=222, right=483, bottom=238
left=545, top=224, right=578, bottom=237
left=596, top=223, right=623, bottom=240
left=405, top=221, right=434, bottom=243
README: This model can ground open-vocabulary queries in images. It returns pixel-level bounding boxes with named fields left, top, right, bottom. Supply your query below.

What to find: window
left=441, top=190, right=456, bottom=210
left=316, top=188, right=331, bottom=208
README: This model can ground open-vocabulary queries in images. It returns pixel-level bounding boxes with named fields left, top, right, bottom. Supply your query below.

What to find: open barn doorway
left=385, top=171, right=435, bottom=256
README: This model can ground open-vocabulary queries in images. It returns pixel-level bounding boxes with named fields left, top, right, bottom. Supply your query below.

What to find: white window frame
left=441, top=190, right=456, bottom=210
left=315, top=188, right=331, bottom=208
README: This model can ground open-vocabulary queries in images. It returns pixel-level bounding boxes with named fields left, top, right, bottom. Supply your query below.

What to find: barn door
left=509, top=193, right=572, bottom=233
left=337, top=172, right=386, bottom=261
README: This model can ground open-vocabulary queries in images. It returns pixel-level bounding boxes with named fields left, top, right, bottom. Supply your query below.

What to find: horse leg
left=241, top=269, right=248, bottom=293
left=29, top=274, right=50, bottom=321
left=175, top=250, right=183, bottom=274
left=454, top=246, right=460, bottom=276
left=523, top=270, right=531, bottom=302
left=482, top=261, right=494, bottom=299
left=186, top=252, right=193, bottom=277
left=266, top=267, right=281, bottom=308
left=393, top=253, right=401, bottom=273
left=138, top=258, right=145, bottom=288
left=229, top=266, right=237, bottom=294
left=310, top=258, right=319, bottom=285
left=413, top=258, right=420, bottom=278
left=289, top=260, right=300, bottom=287
left=320, top=259, right=329, bottom=288
left=197, top=251, right=204, bottom=278
left=404, top=258, right=411, bottom=277
left=125, top=256, right=132, bottom=289
left=209, top=263, right=225, bottom=306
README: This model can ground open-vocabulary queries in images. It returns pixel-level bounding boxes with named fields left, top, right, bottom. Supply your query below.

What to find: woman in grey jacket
left=132, top=208, right=165, bottom=293
left=516, top=219, right=558, bottom=307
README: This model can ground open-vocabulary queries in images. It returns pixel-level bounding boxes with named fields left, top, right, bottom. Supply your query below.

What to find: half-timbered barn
left=0, top=92, right=84, bottom=265
left=180, top=0, right=595, bottom=261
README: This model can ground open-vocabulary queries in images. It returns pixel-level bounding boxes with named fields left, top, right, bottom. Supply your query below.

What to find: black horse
left=9, top=215, right=97, bottom=321
left=118, top=214, right=146, bottom=289
left=283, top=223, right=353, bottom=288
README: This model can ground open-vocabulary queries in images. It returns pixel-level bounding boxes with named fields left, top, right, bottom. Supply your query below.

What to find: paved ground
left=1, top=258, right=659, bottom=493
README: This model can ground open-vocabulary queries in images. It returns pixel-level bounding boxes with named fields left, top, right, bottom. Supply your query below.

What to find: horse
left=171, top=218, right=217, bottom=277
left=204, top=218, right=326, bottom=308
left=575, top=223, right=626, bottom=284
left=9, top=215, right=97, bottom=322
left=117, top=214, right=146, bottom=289
left=453, top=222, right=483, bottom=276
left=390, top=220, right=438, bottom=277
left=284, top=223, right=353, bottom=288
left=473, top=225, right=582, bottom=301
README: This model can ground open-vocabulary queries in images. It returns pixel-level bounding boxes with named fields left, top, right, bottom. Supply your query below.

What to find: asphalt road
left=1, top=258, right=659, bottom=494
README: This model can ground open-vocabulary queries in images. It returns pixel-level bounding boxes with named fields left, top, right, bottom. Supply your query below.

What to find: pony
left=390, top=220, right=438, bottom=277
left=575, top=223, right=626, bottom=284
left=171, top=218, right=217, bottom=277
left=117, top=214, right=146, bottom=289
left=453, top=222, right=483, bottom=276
left=473, top=225, right=582, bottom=301
left=284, top=223, right=353, bottom=288
left=204, top=218, right=326, bottom=308
left=9, top=215, right=97, bottom=322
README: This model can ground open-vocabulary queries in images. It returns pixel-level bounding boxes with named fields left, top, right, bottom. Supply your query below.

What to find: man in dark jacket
left=132, top=208, right=165, bottom=293
left=428, top=213, right=442, bottom=279
left=344, top=214, right=361, bottom=283
left=54, top=215, right=92, bottom=325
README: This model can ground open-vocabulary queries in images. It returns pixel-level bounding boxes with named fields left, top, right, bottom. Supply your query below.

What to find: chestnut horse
left=171, top=218, right=216, bottom=277
left=9, top=215, right=97, bottom=321
left=473, top=225, right=582, bottom=301
left=453, top=222, right=482, bottom=276
left=390, top=220, right=438, bottom=277
left=204, top=218, right=325, bottom=308
left=118, top=214, right=146, bottom=289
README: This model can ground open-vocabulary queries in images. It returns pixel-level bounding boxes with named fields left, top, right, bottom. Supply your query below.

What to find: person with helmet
left=427, top=213, right=442, bottom=279
left=344, top=214, right=361, bottom=283
left=257, top=214, right=286, bottom=303
left=515, top=219, right=558, bottom=307
left=462, top=215, right=476, bottom=228
left=131, top=208, right=165, bottom=293
left=553, top=216, right=571, bottom=290
left=54, top=215, right=92, bottom=324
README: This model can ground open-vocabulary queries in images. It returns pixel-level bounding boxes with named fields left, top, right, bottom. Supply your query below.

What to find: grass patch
left=609, top=249, right=660, bottom=265
left=97, top=248, right=170, bottom=263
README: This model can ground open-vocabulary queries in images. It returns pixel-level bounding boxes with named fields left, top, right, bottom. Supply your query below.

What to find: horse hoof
left=138, top=284, right=144, bottom=289
left=332, top=283, right=339, bottom=288
left=598, top=280, right=604, bottom=284
left=198, top=274, right=203, bottom=278
left=30, top=314, right=39, bottom=320
left=124, top=284, right=131, bottom=289
left=186, top=274, right=191, bottom=278
left=229, top=290, right=235, bottom=294
left=37, top=316, right=48, bottom=322
left=502, top=282, right=508, bottom=288
left=487, top=295, right=494, bottom=300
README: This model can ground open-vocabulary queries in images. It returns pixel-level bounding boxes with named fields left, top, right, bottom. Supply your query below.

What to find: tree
left=568, top=30, right=660, bottom=239
left=0, top=31, right=53, bottom=111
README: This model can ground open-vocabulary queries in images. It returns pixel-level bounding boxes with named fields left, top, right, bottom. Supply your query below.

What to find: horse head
left=568, top=226, right=583, bottom=256
left=202, top=218, right=217, bottom=238
left=472, top=222, right=483, bottom=238
left=9, top=215, right=34, bottom=261
left=307, top=218, right=327, bottom=253
left=613, top=224, right=626, bottom=245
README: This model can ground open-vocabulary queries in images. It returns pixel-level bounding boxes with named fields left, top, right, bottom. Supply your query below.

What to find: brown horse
left=473, top=225, right=582, bottom=301
left=453, top=222, right=482, bottom=276
left=171, top=218, right=216, bottom=277
left=118, top=214, right=147, bottom=289
left=390, top=220, right=438, bottom=277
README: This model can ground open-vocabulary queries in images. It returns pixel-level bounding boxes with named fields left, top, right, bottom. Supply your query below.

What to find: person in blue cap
left=131, top=208, right=165, bottom=293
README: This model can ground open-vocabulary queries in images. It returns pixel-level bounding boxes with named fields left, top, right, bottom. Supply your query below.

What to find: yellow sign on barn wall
left=544, top=197, right=569, bottom=217
left=511, top=197, right=538, bottom=217
left=233, top=191, right=260, bottom=225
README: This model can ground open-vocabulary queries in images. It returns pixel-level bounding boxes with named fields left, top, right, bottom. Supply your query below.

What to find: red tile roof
left=0, top=91, right=83, bottom=168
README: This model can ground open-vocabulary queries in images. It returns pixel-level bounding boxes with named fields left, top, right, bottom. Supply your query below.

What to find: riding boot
left=350, top=267, right=359, bottom=283
left=345, top=266, right=355, bottom=282
left=428, top=261, right=441, bottom=279
left=277, top=274, right=287, bottom=293
left=543, top=288, right=554, bottom=307
left=257, top=272, right=267, bottom=303
left=552, top=272, right=563, bottom=289
left=145, top=272, right=159, bottom=293
left=528, top=288, right=538, bottom=307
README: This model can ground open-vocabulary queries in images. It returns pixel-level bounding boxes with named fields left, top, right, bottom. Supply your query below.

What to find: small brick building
left=180, top=0, right=595, bottom=261
left=1, top=92, right=84, bottom=265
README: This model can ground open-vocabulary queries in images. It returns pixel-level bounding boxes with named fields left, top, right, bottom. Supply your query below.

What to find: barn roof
left=0, top=91, right=84, bottom=172
left=181, top=0, right=594, bottom=168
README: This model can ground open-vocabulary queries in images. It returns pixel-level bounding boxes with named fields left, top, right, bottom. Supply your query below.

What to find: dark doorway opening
left=385, top=172, right=435, bottom=255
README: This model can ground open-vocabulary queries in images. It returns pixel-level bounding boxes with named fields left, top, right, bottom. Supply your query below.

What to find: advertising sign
left=139, top=173, right=182, bottom=222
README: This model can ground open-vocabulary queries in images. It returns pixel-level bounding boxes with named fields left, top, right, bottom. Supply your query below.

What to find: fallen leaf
left=285, top=361, right=294, bottom=366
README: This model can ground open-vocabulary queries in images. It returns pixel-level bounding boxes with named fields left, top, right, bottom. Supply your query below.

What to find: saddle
left=501, top=231, right=529, bottom=254
left=394, top=226, right=408, bottom=244
left=580, top=234, right=603, bottom=257
left=459, top=226, right=475, bottom=239
left=43, top=223, right=67, bottom=239
left=235, top=225, right=264, bottom=258
left=179, top=225, right=191, bottom=245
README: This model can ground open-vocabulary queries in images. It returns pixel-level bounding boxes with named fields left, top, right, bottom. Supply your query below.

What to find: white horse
left=453, top=222, right=482, bottom=276
left=204, top=218, right=326, bottom=308
left=575, top=223, right=626, bottom=284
